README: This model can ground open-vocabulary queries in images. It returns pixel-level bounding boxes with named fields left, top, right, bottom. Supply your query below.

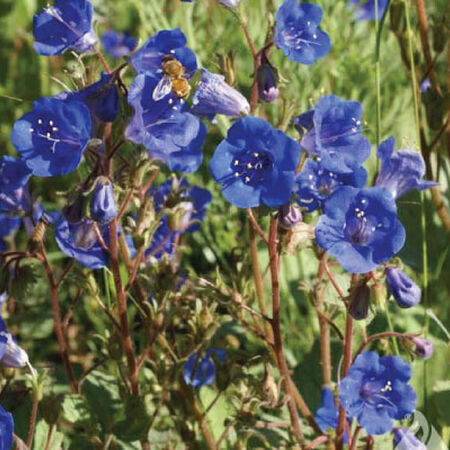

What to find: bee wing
left=152, top=76, right=173, bottom=102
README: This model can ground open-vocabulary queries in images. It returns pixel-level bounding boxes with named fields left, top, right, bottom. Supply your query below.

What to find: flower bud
left=257, top=62, right=279, bottom=103
left=278, top=204, right=302, bottom=229
left=393, top=427, right=426, bottom=450
left=348, top=282, right=370, bottom=320
left=385, top=267, right=421, bottom=308
left=432, top=22, right=447, bottom=54
left=0, top=332, right=29, bottom=369
left=90, top=177, right=117, bottom=223
left=40, top=395, right=63, bottom=425
left=389, top=0, right=406, bottom=36
left=410, top=337, right=433, bottom=359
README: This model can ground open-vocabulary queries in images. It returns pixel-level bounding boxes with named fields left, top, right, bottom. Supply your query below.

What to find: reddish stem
left=26, top=396, right=39, bottom=448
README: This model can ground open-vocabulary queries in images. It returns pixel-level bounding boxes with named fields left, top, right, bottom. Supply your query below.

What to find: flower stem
left=109, top=219, right=140, bottom=396
left=268, top=217, right=304, bottom=445
left=26, top=396, right=39, bottom=448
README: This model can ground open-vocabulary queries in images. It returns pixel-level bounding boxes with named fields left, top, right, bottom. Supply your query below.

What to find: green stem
left=384, top=303, right=400, bottom=355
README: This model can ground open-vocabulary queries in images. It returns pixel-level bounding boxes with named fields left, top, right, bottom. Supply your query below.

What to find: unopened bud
left=107, top=332, right=123, bottom=361
left=389, top=0, right=406, bottom=36
left=257, top=63, right=279, bottom=103
left=40, top=395, right=63, bottom=425
left=261, top=363, right=279, bottom=407
left=432, top=22, right=447, bottom=54
left=410, top=337, right=433, bottom=359
left=385, top=267, right=421, bottom=308
left=278, top=204, right=302, bottom=229
left=90, top=177, right=117, bottom=223
left=349, top=282, right=370, bottom=320
left=0, top=332, right=29, bottom=369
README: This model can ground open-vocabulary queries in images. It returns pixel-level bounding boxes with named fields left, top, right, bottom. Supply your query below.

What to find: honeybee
left=152, top=55, right=191, bottom=102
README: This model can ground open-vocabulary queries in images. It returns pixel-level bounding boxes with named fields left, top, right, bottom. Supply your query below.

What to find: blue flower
left=11, top=97, right=92, bottom=177
left=33, top=0, right=97, bottom=56
left=385, top=267, right=421, bottom=308
left=183, top=348, right=226, bottom=388
left=301, top=95, right=371, bottom=174
left=90, top=177, right=117, bottom=223
left=278, top=204, right=302, bottom=229
left=0, top=404, right=13, bottom=450
left=295, top=158, right=367, bottom=212
left=340, top=351, right=417, bottom=436
left=0, top=316, right=29, bottom=369
left=0, top=214, right=21, bottom=250
left=0, top=156, right=31, bottom=191
left=0, top=188, right=31, bottom=214
left=292, top=109, right=314, bottom=133
left=55, top=216, right=109, bottom=269
left=315, top=387, right=349, bottom=442
left=375, top=136, right=437, bottom=199
left=393, top=428, right=426, bottom=450
left=209, top=116, right=300, bottom=208
left=131, top=28, right=197, bottom=78
left=256, top=54, right=279, bottom=103
left=126, top=75, right=206, bottom=173
left=349, top=0, right=388, bottom=21
left=275, top=0, right=330, bottom=65
left=315, top=187, right=405, bottom=273
left=191, top=69, right=250, bottom=119
left=101, top=30, right=137, bottom=58
left=150, top=178, right=211, bottom=233
left=64, top=73, right=120, bottom=124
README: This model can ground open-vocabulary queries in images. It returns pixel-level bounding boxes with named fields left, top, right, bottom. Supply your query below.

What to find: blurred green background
left=0, top=0, right=449, bottom=448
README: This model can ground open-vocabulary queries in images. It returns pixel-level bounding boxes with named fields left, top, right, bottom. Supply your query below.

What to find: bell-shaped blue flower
left=0, top=316, right=29, bottom=369
left=393, top=428, right=426, bottom=450
left=274, top=0, right=330, bottom=65
left=375, top=136, right=437, bottom=199
left=0, top=404, right=13, bottom=450
left=65, top=73, right=120, bottom=124
left=126, top=75, right=206, bottom=173
left=301, top=95, right=371, bottom=174
left=11, top=97, right=92, bottom=177
left=192, top=69, right=250, bottom=119
left=385, top=267, right=421, bottom=308
left=0, top=156, right=31, bottom=191
left=339, top=351, right=417, bottom=436
left=315, top=186, right=405, bottom=273
left=33, top=0, right=97, bottom=56
left=131, top=28, right=197, bottom=78
left=209, top=116, right=300, bottom=208
left=295, top=158, right=367, bottom=212
left=90, top=177, right=117, bottom=223
left=55, top=216, right=109, bottom=269
left=349, top=0, right=388, bottom=21
left=101, top=30, right=137, bottom=58
left=257, top=63, right=279, bottom=103
left=183, top=348, right=226, bottom=388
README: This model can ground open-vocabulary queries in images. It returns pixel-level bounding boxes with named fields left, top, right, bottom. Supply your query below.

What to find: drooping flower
left=183, top=348, right=226, bottom=388
left=410, top=337, right=433, bottom=360
left=131, top=28, right=197, bottom=78
left=339, top=351, right=417, bottom=436
left=385, top=267, right=421, bottom=308
left=0, top=156, right=31, bottom=191
left=55, top=216, right=109, bottom=269
left=150, top=178, right=211, bottom=233
left=0, top=404, right=13, bottom=450
left=90, top=177, right=117, bottom=223
left=209, top=116, right=300, bottom=208
left=375, top=136, right=437, bottom=199
left=33, top=0, right=97, bottom=56
left=101, top=30, right=137, bottom=58
left=348, top=0, right=388, bottom=21
left=315, top=186, right=405, bottom=273
left=191, top=69, right=249, bottom=119
left=295, top=158, right=367, bottom=212
left=301, top=95, right=371, bottom=174
left=393, top=428, right=426, bottom=450
left=11, top=97, right=92, bottom=177
left=0, top=316, right=29, bottom=369
left=274, top=0, right=330, bottom=65
left=126, top=75, right=206, bottom=173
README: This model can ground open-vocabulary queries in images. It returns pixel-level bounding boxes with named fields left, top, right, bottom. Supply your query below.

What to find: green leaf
left=32, top=421, right=64, bottom=450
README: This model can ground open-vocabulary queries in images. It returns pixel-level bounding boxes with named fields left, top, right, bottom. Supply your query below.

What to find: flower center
left=72, top=221, right=99, bottom=250
left=344, top=198, right=383, bottom=245
left=231, top=150, right=273, bottom=185
left=30, top=118, right=61, bottom=153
